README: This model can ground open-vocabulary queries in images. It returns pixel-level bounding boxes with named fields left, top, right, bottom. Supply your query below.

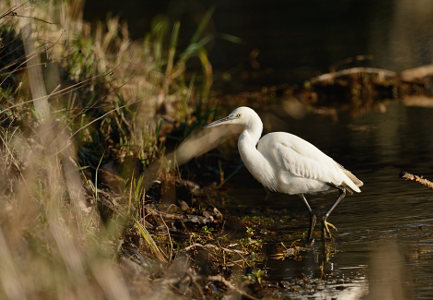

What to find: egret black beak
left=204, top=115, right=237, bottom=128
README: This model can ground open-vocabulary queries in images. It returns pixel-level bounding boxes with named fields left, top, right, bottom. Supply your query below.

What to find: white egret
left=204, top=106, right=363, bottom=242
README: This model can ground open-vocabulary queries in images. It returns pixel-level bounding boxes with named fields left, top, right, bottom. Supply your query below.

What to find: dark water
left=226, top=103, right=433, bottom=299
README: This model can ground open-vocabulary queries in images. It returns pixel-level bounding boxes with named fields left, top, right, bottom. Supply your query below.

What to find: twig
left=184, top=243, right=219, bottom=252
left=219, top=246, right=250, bottom=267
left=146, top=207, right=215, bottom=225
left=184, top=243, right=247, bottom=255
left=13, top=14, right=57, bottom=25
left=219, top=246, right=248, bottom=255
left=159, top=214, right=174, bottom=262
left=400, top=171, right=433, bottom=190
left=207, top=275, right=258, bottom=300
left=184, top=242, right=249, bottom=268
left=0, top=1, right=31, bottom=20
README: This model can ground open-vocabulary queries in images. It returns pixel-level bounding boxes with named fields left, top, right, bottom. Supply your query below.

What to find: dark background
left=84, top=0, right=433, bottom=84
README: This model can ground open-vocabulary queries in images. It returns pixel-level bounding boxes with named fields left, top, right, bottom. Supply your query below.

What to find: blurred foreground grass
left=0, top=1, right=225, bottom=298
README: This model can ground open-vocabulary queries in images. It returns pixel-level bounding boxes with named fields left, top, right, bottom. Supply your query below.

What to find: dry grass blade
left=159, top=215, right=173, bottom=263
left=135, top=220, right=168, bottom=263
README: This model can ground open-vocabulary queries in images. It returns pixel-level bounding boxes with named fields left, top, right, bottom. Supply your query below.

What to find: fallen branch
left=400, top=171, right=433, bottom=190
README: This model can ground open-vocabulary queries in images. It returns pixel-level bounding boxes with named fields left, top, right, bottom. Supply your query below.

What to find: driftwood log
left=400, top=64, right=433, bottom=81
left=306, top=62, right=433, bottom=105
left=310, top=64, right=433, bottom=84
left=310, top=67, right=396, bottom=84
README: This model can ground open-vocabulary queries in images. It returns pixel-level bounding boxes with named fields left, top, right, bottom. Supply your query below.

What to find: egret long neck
left=238, top=121, right=276, bottom=191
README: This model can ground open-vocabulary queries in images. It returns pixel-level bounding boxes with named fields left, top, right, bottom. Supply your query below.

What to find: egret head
left=204, top=106, right=259, bottom=128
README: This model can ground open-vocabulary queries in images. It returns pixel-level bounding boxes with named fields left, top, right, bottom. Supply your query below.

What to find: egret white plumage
left=205, top=106, right=363, bottom=242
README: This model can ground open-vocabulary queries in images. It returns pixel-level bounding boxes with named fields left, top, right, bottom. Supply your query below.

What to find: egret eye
left=236, top=113, right=241, bottom=118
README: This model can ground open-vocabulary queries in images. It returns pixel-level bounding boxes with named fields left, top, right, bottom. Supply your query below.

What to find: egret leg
left=322, top=188, right=346, bottom=239
left=300, top=194, right=316, bottom=243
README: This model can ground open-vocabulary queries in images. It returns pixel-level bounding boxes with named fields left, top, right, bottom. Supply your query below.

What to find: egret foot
left=322, top=218, right=337, bottom=240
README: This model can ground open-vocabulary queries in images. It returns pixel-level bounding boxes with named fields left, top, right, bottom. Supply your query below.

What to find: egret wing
left=277, top=142, right=341, bottom=183
left=258, top=132, right=361, bottom=192
left=257, top=132, right=342, bottom=185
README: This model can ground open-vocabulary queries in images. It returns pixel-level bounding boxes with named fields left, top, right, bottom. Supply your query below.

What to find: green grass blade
left=179, top=35, right=213, bottom=63
left=219, top=32, right=243, bottom=44
left=190, top=6, right=215, bottom=44
left=170, top=21, right=180, bottom=50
